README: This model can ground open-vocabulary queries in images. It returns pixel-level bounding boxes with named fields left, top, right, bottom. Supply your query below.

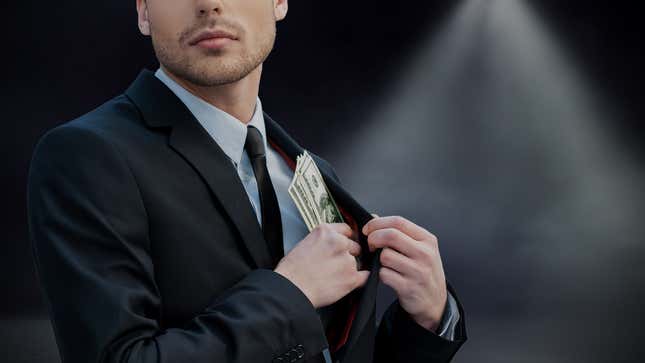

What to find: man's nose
left=196, top=0, right=223, bottom=16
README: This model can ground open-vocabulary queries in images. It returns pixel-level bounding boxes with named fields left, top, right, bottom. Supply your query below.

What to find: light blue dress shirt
left=155, top=68, right=459, bottom=361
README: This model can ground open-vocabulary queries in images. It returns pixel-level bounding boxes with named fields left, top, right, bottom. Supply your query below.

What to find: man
left=26, top=0, right=467, bottom=362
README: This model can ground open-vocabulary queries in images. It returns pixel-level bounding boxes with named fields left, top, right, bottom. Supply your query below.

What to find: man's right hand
left=274, top=223, right=370, bottom=308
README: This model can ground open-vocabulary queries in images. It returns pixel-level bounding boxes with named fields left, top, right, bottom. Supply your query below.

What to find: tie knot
left=244, top=125, right=265, bottom=158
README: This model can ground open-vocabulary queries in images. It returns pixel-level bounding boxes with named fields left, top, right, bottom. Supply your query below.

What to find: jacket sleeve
left=27, top=125, right=328, bottom=363
left=373, top=283, right=467, bottom=363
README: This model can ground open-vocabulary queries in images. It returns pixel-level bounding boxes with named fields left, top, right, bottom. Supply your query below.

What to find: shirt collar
left=154, top=68, right=267, bottom=166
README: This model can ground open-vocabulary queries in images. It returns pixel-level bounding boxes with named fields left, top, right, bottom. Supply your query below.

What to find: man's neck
left=160, top=65, right=262, bottom=124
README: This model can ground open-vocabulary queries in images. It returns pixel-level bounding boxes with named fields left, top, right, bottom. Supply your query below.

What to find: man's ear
left=274, top=0, right=288, bottom=22
left=136, top=0, right=151, bottom=36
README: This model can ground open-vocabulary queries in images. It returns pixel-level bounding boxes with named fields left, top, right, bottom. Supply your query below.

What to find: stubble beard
left=151, top=23, right=276, bottom=87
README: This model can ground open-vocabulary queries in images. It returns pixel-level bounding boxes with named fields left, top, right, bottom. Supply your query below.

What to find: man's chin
left=171, top=64, right=251, bottom=87
left=191, top=71, right=250, bottom=86
left=160, top=50, right=264, bottom=87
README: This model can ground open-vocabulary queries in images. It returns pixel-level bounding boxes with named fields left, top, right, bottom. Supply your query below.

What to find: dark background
left=3, top=1, right=644, bottom=362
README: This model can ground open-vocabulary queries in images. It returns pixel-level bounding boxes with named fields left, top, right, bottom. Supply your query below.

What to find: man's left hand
left=362, top=216, right=447, bottom=332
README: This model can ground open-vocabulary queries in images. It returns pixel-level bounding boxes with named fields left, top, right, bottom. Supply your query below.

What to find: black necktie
left=244, top=125, right=284, bottom=266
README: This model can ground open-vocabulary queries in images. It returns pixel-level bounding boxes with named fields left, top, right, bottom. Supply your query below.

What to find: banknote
left=288, top=151, right=363, bottom=270
left=288, top=151, right=344, bottom=230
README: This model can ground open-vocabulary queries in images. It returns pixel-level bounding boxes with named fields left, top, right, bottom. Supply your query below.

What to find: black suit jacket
left=27, top=69, right=467, bottom=363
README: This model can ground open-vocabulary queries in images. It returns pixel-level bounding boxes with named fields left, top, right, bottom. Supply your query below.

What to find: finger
left=347, top=240, right=362, bottom=257
left=379, top=266, right=407, bottom=295
left=362, top=216, right=432, bottom=241
left=379, top=247, right=417, bottom=277
left=367, top=228, right=418, bottom=257
left=325, top=223, right=353, bottom=238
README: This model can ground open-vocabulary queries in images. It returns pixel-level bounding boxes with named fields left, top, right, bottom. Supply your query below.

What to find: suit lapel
left=168, top=118, right=274, bottom=269
left=125, top=70, right=274, bottom=269
left=264, top=113, right=381, bottom=362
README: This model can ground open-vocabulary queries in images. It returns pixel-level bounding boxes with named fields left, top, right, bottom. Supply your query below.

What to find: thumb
left=354, top=270, right=371, bottom=288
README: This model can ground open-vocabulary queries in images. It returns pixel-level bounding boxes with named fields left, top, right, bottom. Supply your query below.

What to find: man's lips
left=189, top=29, right=238, bottom=49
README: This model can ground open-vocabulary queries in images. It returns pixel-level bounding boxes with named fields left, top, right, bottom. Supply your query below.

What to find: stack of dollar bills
left=288, top=151, right=363, bottom=270
left=288, top=151, right=345, bottom=231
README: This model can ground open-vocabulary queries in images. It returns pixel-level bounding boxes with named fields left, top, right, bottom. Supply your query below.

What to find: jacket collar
left=124, top=69, right=375, bottom=228
left=154, top=67, right=268, bottom=167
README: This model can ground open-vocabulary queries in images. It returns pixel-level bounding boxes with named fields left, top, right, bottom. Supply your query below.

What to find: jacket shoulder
left=32, top=93, right=154, bottom=160
left=59, top=94, right=146, bottom=139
